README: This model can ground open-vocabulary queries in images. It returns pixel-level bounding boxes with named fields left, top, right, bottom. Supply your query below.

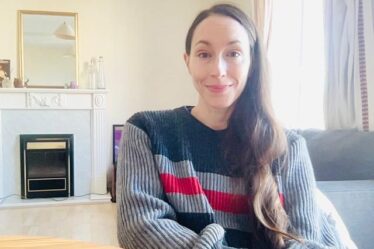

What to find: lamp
left=54, top=22, right=75, bottom=40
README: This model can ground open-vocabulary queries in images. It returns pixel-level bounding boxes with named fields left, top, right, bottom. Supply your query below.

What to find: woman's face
left=184, top=15, right=251, bottom=111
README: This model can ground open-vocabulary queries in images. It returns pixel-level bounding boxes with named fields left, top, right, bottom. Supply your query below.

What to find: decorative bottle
left=88, top=57, right=97, bottom=89
left=96, top=56, right=106, bottom=89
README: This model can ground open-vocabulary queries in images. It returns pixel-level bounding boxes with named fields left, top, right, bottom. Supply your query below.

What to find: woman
left=117, top=4, right=347, bottom=249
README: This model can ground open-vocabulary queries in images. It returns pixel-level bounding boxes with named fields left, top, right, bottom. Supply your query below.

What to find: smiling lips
left=206, top=84, right=233, bottom=93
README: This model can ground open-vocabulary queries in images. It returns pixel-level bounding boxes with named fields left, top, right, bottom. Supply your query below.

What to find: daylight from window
left=268, top=0, right=325, bottom=129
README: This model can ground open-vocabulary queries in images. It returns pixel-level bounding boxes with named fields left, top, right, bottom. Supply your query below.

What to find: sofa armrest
left=317, top=180, right=374, bottom=249
left=316, top=188, right=358, bottom=249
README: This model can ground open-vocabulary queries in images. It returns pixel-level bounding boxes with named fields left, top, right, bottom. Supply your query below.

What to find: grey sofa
left=298, top=129, right=374, bottom=249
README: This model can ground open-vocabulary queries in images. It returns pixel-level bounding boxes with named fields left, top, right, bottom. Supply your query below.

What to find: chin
left=206, top=101, right=235, bottom=111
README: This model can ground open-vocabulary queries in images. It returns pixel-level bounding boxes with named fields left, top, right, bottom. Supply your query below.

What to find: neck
left=191, top=103, right=233, bottom=130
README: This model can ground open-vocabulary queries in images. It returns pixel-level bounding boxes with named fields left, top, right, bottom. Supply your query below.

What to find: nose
left=210, top=56, right=227, bottom=78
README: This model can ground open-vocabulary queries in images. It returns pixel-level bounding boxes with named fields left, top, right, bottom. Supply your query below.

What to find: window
left=268, top=0, right=325, bottom=129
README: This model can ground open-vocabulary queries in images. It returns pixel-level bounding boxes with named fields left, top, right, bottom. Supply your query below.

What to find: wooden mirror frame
left=18, top=10, right=79, bottom=88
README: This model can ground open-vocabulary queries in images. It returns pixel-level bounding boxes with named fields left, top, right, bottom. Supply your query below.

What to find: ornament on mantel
left=14, top=78, right=28, bottom=88
left=88, top=56, right=106, bottom=90
left=2, top=78, right=12, bottom=88
left=96, top=56, right=106, bottom=89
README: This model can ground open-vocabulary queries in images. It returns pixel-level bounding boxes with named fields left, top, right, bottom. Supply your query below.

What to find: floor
left=0, top=203, right=119, bottom=247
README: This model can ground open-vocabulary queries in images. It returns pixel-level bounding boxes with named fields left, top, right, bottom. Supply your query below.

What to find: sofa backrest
left=297, top=129, right=374, bottom=181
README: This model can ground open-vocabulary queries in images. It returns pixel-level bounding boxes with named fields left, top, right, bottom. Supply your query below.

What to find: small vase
left=96, top=56, right=106, bottom=89
left=14, top=78, right=24, bottom=88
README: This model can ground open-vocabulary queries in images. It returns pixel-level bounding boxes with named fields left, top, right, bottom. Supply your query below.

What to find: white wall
left=0, top=0, right=251, bottom=169
left=118, top=0, right=251, bottom=112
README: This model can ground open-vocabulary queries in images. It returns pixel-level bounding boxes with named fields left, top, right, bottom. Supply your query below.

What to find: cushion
left=297, top=129, right=374, bottom=181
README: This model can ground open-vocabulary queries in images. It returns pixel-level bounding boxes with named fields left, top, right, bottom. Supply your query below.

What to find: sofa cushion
left=297, top=129, right=374, bottom=181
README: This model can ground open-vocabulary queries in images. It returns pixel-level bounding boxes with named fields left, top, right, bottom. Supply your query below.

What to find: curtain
left=250, top=0, right=273, bottom=49
left=324, top=0, right=374, bottom=131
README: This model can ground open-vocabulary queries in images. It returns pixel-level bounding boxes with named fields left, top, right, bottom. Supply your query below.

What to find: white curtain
left=324, top=0, right=374, bottom=131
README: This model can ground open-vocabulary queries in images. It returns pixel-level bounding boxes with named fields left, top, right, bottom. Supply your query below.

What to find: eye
left=227, top=51, right=241, bottom=58
left=197, top=52, right=211, bottom=59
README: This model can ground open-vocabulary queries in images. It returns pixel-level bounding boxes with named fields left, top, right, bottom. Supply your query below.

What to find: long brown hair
left=185, top=4, right=299, bottom=248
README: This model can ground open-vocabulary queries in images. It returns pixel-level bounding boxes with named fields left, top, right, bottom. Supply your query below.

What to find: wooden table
left=0, top=236, right=121, bottom=249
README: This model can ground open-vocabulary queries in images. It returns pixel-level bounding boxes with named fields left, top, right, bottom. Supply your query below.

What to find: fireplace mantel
left=0, top=88, right=107, bottom=110
left=0, top=88, right=110, bottom=206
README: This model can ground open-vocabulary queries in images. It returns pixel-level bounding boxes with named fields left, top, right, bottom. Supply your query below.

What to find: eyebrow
left=194, top=40, right=241, bottom=47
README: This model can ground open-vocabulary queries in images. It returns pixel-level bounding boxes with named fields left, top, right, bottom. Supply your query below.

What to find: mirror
left=18, top=10, right=78, bottom=88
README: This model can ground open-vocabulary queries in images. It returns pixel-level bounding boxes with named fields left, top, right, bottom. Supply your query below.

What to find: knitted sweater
left=117, top=106, right=345, bottom=249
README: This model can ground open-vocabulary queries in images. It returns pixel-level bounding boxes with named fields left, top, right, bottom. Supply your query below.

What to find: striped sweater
left=117, top=106, right=345, bottom=249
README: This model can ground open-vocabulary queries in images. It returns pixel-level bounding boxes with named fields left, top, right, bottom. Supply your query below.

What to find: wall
left=0, top=0, right=251, bottom=171
left=118, top=0, right=251, bottom=111
left=113, top=0, right=251, bottom=112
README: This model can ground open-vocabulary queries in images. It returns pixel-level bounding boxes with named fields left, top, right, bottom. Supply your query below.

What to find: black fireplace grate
left=20, top=134, right=74, bottom=199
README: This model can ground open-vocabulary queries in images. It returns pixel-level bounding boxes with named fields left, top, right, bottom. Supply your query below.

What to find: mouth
left=206, top=84, right=233, bottom=93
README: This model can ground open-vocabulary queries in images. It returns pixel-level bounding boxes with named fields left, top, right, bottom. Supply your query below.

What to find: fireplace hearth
left=20, top=134, right=74, bottom=199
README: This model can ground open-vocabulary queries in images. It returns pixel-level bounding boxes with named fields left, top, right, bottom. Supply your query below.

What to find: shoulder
left=127, top=108, right=178, bottom=127
left=272, top=129, right=309, bottom=175
left=283, top=129, right=311, bottom=166
left=280, top=129, right=315, bottom=186
left=126, top=107, right=185, bottom=136
left=124, top=107, right=190, bottom=161
left=124, top=107, right=189, bottom=148
left=285, top=129, right=306, bottom=148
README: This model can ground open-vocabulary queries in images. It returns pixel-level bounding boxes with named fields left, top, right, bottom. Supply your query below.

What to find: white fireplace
left=0, top=88, right=110, bottom=207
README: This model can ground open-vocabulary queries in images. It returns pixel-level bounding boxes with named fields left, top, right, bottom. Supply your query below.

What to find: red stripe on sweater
left=160, top=173, right=250, bottom=214
left=160, top=173, right=204, bottom=195
left=204, top=189, right=251, bottom=214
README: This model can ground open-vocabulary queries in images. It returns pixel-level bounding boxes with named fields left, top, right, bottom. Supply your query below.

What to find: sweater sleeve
left=117, top=122, right=234, bottom=249
left=281, top=134, right=346, bottom=249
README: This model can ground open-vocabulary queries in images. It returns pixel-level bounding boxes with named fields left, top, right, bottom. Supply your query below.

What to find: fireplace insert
left=20, top=134, right=74, bottom=198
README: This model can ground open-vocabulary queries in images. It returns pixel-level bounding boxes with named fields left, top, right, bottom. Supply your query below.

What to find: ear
left=183, top=53, right=189, bottom=66
left=183, top=53, right=191, bottom=73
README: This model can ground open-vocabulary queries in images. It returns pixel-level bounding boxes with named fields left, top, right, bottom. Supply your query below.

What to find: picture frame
left=113, top=124, right=124, bottom=165
left=109, top=124, right=124, bottom=203
left=0, top=59, right=10, bottom=82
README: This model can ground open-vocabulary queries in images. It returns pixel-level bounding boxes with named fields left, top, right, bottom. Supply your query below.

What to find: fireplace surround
left=0, top=88, right=110, bottom=206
